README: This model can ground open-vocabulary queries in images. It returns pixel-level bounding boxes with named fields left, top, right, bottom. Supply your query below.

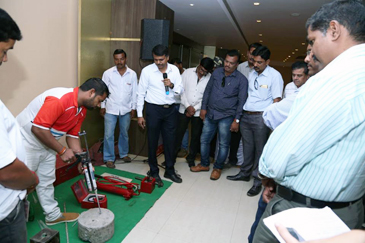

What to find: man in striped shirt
left=16, top=78, right=109, bottom=225
left=253, top=1, right=365, bottom=242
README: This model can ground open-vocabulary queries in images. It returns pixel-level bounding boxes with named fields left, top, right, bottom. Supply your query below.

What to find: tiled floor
left=112, top=155, right=259, bottom=243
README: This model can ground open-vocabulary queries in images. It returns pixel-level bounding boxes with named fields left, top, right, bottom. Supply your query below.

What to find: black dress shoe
left=148, top=172, right=164, bottom=188
left=247, top=185, right=262, bottom=197
left=164, top=172, right=183, bottom=183
left=226, top=172, right=250, bottom=181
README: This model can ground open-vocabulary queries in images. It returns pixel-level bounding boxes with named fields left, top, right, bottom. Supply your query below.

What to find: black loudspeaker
left=140, top=19, right=170, bottom=60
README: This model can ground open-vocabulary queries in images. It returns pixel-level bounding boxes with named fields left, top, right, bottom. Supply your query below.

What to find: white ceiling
left=159, top=0, right=333, bottom=66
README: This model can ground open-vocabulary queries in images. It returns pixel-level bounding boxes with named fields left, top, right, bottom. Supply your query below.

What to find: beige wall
left=0, top=0, right=78, bottom=115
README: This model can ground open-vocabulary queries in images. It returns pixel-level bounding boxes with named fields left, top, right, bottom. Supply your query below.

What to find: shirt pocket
left=222, top=82, right=238, bottom=97
left=257, top=82, right=269, bottom=99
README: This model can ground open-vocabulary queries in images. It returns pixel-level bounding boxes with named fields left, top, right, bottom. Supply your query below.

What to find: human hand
left=138, top=117, right=146, bottom=129
left=230, top=121, right=239, bottom=132
left=60, top=148, right=76, bottom=163
left=100, top=108, right=106, bottom=117
left=200, top=110, right=207, bottom=121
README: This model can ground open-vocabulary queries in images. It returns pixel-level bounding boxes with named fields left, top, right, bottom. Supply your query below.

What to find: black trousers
left=228, top=128, right=241, bottom=164
left=174, top=112, right=203, bottom=163
left=146, top=102, right=177, bottom=175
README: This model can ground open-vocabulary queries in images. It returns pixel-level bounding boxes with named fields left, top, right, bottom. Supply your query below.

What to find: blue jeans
left=200, top=116, right=233, bottom=169
left=0, top=200, right=27, bottom=243
left=248, top=194, right=267, bottom=243
left=103, top=112, right=131, bottom=161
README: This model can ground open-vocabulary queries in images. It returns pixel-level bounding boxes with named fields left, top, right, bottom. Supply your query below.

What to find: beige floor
left=111, top=155, right=260, bottom=243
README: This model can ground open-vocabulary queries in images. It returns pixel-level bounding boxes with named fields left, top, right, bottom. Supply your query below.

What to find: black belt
left=244, top=110, right=263, bottom=115
left=277, top=185, right=361, bottom=209
left=147, top=102, right=174, bottom=108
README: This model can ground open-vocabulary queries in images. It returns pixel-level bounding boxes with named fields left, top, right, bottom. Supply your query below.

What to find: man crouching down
left=16, top=78, right=109, bottom=225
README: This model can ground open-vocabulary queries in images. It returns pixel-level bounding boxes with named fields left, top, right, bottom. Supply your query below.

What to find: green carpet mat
left=27, top=167, right=172, bottom=242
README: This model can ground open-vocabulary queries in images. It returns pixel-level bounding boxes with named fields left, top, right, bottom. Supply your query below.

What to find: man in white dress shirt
left=100, top=49, right=138, bottom=169
left=174, top=57, right=214, bottom=167
left=137, top=45, right=183, bottom=185
left=0, top=8, right=39, bottom=242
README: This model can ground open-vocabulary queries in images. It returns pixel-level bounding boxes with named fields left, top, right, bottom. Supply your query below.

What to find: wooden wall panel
left=155, top=1, right=174, bottom=47
left=111, top=0, right=156, bottom=38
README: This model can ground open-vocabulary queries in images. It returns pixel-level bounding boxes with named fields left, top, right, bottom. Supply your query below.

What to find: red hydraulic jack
left=96, top=175, right=140, bottom=200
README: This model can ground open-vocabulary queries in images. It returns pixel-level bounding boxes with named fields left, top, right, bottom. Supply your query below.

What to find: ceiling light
left=295, top=49, right=298, bottom=51
left=288, top=55, right=291, bottom=57
left=291, top=13, right=300, bottom=17
left=302, top=43, right=306, bottom=45
left=259, top=34, right=263, bottom=36
left=220, top=47, right=223, bottom=49
left=256, top=20, right=262, bottom=23
left=190, top=4, right=194, bottom=6
left=254, top=2, right=260, bottom=6
left=292, top=52, right=295, bottom=54
left=259, top=40, right=263, bottom=43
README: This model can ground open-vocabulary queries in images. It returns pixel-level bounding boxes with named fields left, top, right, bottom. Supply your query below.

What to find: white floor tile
left=114, top=154, right=259, bottom=243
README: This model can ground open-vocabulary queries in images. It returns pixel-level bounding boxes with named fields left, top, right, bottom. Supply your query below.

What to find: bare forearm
left=0, top=158, right=38, bottom=190
left=66, top=136, right=82, bottom=153
left=31, top=126, right=64, bottom=154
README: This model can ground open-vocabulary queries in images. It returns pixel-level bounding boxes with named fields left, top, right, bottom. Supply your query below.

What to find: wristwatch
left=235, top=119, right=240, bottom=123
left=170, top=83, right=174, bottom=89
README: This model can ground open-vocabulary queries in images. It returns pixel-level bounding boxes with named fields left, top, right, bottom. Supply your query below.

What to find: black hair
left=292, top=61, right=309, bottom=75
left=252, top=46, right=271, bottom=60
left=200, top=57, right=214, bottom=71
left=113, top=49, right=127, bottom=58
left=306, top=0, right=365, bottom=42
left=226, top=49, right=240, bottom=62
left=0, top=8, right=22, bottom=42
left=170, top=58, right=182, bottom=64
left=79, top=78, right=110, bottom=98
left=152, top=44, right=169, bottom=56
left=248, top=42, right=262, bottom=50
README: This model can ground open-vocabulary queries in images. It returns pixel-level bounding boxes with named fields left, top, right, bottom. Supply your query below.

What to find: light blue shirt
left=243, top=65, right=283, bottom=112
left=259, top=44, right=365, bottom=202
left=262, top=88, right=300, bottom=130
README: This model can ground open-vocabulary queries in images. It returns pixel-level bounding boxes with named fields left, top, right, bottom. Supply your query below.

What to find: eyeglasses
left=254, top=77, right=259, bottom=90
left=221, top=76, right=226, bottom=87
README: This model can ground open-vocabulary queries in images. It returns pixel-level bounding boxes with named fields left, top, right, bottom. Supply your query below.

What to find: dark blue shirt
left=201, top=67, right=248, bottom=120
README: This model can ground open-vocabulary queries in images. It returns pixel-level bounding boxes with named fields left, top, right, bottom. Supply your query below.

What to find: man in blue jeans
left=190, top=50, right=248, bottom=180
left=100, top=49, right=138, bottom=168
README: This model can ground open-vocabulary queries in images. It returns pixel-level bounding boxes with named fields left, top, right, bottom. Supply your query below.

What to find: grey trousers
left=252, top=194, right=364, bottom=243
left=240, top=112, right=271, bottom=187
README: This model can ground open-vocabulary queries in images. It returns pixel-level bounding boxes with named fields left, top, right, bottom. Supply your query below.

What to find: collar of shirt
left=112, top=65, right=131, bottom=76
left=151, top=62, right=174, bottom=75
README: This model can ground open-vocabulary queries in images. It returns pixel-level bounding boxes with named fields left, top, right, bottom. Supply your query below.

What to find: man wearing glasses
left=227, top=46, right=283, bottom=197
left=190, top=50, right=248, bottom=180
left=174, top=57, right=214, bottom=168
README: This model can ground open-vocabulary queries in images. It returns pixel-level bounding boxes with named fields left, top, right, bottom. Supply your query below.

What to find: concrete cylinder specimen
left=78, top=208, right=114, bottom=243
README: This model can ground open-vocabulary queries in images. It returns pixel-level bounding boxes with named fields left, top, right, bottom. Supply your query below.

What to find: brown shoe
left=105, top=161, right=115, bottom=169
left=210, top=169, right=222, bottom=180
left=121, top=156, right=132, bottom=163
left=190, top=163, right=210, bottom=172
left=46, top=212, right=79, bottom=225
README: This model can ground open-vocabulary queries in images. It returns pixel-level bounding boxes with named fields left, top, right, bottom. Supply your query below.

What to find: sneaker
left=46, top=212, right=79, bottom=225
left=121, top=156, right=132, bottom=163
left=105, top=161, right=115, bottom=169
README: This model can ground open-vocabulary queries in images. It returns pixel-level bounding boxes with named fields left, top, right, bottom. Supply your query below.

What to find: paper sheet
left=263, top=206, right=350, bottom=242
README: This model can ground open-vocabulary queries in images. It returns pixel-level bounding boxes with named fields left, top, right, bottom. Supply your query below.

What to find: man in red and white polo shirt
left=16, top=78, right=109, bottom=225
